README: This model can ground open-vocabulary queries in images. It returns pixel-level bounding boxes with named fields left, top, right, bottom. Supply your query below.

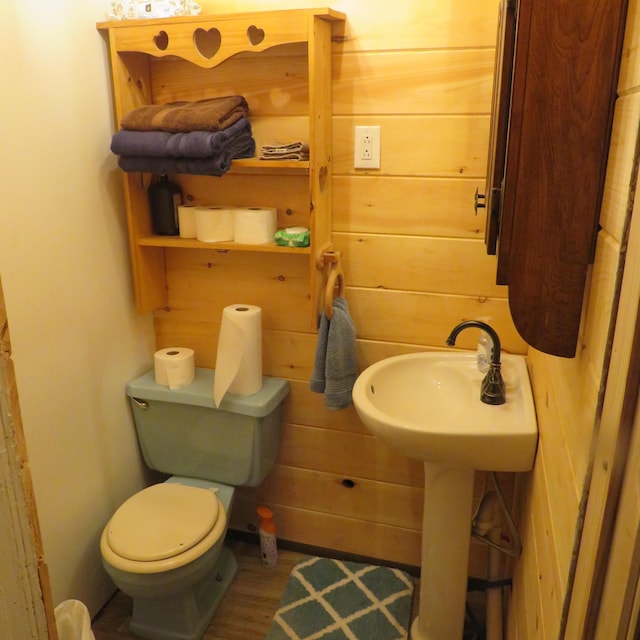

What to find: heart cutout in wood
left=247, top=25, right=265, bottom=46
left=153, top=30, right=169, bottom=51
left=194, top=27, right=221, bottom=59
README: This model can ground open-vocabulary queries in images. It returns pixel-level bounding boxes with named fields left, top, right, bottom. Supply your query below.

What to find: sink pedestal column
left=411, top=462, right=475, bottom=640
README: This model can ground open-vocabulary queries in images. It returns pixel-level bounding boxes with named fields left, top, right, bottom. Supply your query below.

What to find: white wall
left=0, top=0, right=155, bottom=616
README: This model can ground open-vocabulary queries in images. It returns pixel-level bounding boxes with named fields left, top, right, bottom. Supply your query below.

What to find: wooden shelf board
left=229, top=158, right=309, bottom=175
left=137, top=236, right=311, bottom=254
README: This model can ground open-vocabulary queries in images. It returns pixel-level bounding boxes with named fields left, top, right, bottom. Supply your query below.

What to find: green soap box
left=274, top=226, right=310, bottom=247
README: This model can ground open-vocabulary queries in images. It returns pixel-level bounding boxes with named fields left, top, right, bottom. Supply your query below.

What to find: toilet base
left=129, top=546, right=238, bottom=640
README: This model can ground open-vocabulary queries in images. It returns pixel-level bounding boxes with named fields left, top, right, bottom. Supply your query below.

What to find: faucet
left=446, top=320, right=506, bottom=405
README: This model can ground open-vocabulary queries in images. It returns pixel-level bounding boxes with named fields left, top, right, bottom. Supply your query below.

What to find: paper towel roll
left=213, top=304, right=263, bottom=406
left=178, top=205, right=197, bottom=238
left=154, top=347, right=195, bottom=390
left=195, top=206, right=234, bottom=242
left=233, top=207, right=277, bottom=244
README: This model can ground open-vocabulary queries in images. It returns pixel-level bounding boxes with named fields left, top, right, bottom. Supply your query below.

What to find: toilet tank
left=126, top=368, right=289, bottom=487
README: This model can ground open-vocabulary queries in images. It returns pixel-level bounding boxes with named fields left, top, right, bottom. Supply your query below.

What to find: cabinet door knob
left=474, top=187, right=486, bottom=214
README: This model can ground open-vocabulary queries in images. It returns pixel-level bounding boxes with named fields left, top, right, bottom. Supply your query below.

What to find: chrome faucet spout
left=446, top=320, right=506, bottom=405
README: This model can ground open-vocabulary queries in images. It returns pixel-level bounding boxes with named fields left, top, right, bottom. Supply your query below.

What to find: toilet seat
left=101, top=483, right=227, bottom=574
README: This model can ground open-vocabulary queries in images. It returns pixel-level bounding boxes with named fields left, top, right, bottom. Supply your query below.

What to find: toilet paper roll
left=178, top=205, right=197, bottom=238
left=154, top=347, right=195, bottom=390
left=195, top=206, right=234, bottom=242
left=213, top=304, right=263, bottom=407
left=233, top=207, right=277, bottom=244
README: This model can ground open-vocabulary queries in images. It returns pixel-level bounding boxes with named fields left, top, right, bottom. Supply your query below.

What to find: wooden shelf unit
left=97, top=8, right=345, bottom=318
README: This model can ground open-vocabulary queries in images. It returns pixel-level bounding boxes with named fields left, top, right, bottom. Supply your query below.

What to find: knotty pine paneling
left=162, top=249, right=311, bottom=331
left=333, top=49, right=494, bottom=115
left=150, top=47, right=309, bottom=111
left=527, top=352, right=584, bottom=585
left=347, top=288, right=526, bottom=352
left=151, top=0, right=523, bottom=577
left=599, top=94, right=640, bottom=242
left=243, top=465, right=424, bottom=530
left=152, top=47, right=495, bottom=118
left=582, top=232, right=624, bottom=380
left=230, top=497, right=426, bottom=568
left=178, top=173, right=311, bottom=230
left=155, top=288, right=526, bottom=372
left=333, top=233, right=506, bottom=298
left=333, top=115, right=490, bottom=178
left=282, top=380, right=367, bottom=431
left=235, top=467, right=511, bottom=536
left=231, top=486, right=495, bottom=576
left=276, top=423, right=424, bottom=487
left=618, top=0, right=640, bottom=95
left=529, top=454, right=564, bottom=637
left=509, top=483, right=544, bottom=639
left=332, top=175, right=486, bottom=239
left=199, top=0, right=498, bottom=52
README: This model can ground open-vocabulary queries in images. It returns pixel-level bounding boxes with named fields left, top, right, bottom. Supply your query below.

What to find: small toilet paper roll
left=233, top=207, right=277, bottom=244
left=178, top=205, right=197, bottom=238
left=213, top=304, right=263, bottom=407
left=195, top=206, right=234, bottom=242
left=154, top=347, right=195, bottom=390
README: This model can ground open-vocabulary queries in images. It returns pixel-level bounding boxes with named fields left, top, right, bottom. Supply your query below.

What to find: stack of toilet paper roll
left=177, top=204, right=277, bottom=244
left=214, top=304, right=263, bottom=407
left=178, top=205, right=197, bottom=238
left=233, top=207, right=277, bottom=244
left=154, top=347, right=195, bottom=390
left=195, top=206, right=235, bottom=242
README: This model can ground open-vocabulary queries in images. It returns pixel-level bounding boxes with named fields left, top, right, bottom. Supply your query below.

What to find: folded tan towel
left=259, top=141, right=309, bottom=161
left=121, top=96, right=249, bottom=133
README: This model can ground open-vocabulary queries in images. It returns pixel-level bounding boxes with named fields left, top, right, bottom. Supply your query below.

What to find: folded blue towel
left=111, top=117, right=252, bottom=158
left=116, top=134, right=255, bottom=176
left=310, top=297, right=358, bottom=410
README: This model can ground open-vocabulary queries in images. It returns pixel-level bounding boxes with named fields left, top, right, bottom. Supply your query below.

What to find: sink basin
left=352, top=351, right=537, bottom=471
left=353, top=349, right=538, bottom=639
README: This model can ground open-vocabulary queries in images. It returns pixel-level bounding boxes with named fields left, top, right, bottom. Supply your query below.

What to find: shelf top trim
left=97, top=8, right=345, bottom=69
left=96, top=8, right=346, bottom=31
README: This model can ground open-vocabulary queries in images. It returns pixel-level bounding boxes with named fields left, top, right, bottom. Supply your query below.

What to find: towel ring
left=325, top=261, right=345, bottom=319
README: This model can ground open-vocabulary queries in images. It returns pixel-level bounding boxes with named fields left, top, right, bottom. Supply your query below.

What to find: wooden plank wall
left=506, top=3, right=640, bottom=637
left=153, top=0, right=529, bottom=574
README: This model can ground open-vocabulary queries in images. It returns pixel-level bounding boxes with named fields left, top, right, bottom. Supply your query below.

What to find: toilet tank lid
left=126, top=368, right=289, bottom=417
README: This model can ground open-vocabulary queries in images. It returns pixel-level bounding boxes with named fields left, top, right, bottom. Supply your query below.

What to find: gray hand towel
left=310, top=297, right=357, bottom=410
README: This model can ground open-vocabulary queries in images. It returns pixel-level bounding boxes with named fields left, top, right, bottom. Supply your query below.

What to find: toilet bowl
left=100, top=368, right=289, bottom=640
left=101, top=478, right=231, bottom=589
left=101, top=478, right=238, bottom=640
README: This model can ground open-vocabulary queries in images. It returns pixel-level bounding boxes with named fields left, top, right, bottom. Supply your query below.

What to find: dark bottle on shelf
left=148, top=175, right=181, bottom=235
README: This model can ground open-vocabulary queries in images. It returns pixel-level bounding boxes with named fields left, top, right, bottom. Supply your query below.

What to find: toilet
left=100, top=367, right=289, bottom=640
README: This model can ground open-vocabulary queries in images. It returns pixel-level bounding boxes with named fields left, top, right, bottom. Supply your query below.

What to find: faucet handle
left=480, top=363, right=506, bottom=405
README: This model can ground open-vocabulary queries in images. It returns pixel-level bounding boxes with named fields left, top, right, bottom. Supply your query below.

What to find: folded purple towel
left=112, top=118, right=253, bottom=159
left=117, top=134, right=256, bottom=175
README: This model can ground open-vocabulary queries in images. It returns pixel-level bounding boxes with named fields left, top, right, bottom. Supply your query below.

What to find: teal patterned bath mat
left=265, top=556, right=414, bottom=640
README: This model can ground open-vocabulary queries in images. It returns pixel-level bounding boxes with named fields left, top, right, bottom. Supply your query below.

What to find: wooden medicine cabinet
left=484, top=0, right=628, bottom=357
left=97, top=9, right=345, bottom=323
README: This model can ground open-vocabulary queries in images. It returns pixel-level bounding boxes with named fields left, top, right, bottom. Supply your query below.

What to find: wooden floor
left=91, top=538, right=485, bottom=639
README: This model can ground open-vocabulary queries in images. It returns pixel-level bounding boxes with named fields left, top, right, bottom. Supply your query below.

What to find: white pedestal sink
left=352, top=352, right=538, bottom=640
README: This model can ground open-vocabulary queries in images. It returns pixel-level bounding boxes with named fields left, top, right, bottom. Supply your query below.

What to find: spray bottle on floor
left=257, top=506, right=278, bottom=567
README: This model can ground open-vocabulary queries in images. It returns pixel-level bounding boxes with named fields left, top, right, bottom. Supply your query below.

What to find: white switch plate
left=354, top=125, right=381, bottom=169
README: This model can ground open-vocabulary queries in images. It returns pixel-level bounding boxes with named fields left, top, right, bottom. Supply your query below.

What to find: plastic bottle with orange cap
left=257, top=506, right=278, bottom=567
